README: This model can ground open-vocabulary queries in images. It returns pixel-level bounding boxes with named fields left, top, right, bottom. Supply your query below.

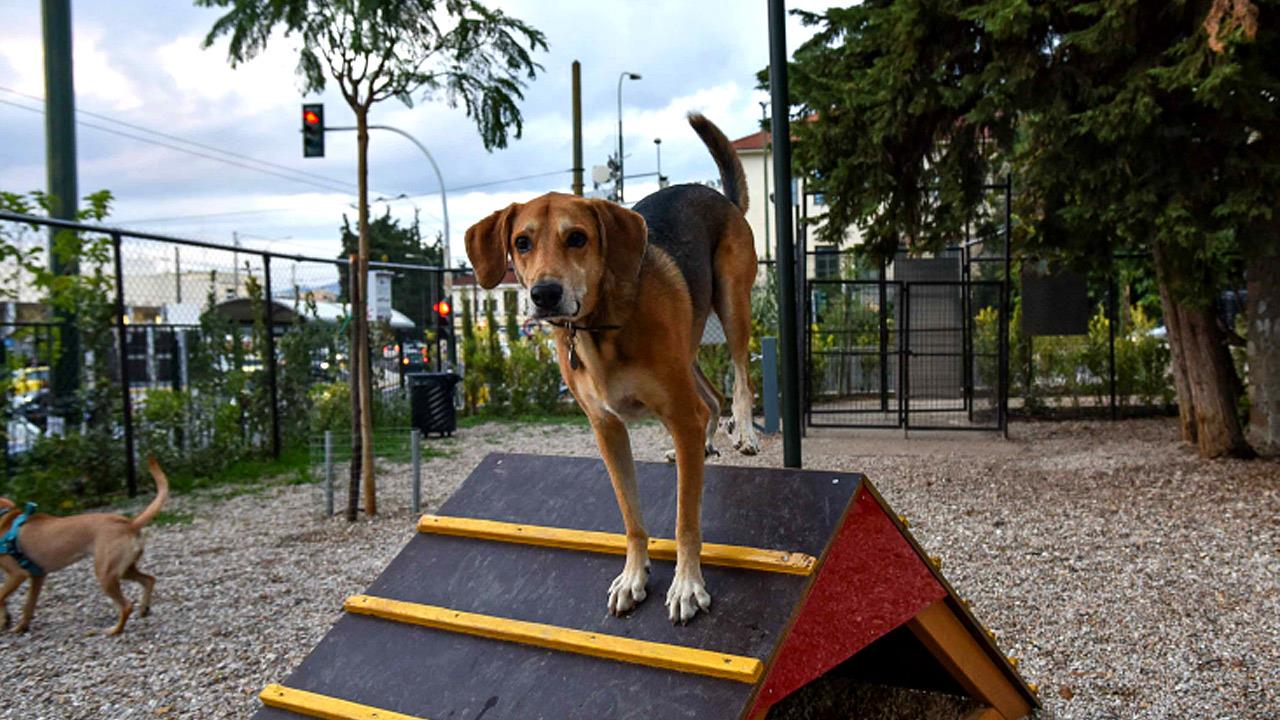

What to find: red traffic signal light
left=433, top=300, right=452, bottom=317
left=302, top=103, right=324, bottom=158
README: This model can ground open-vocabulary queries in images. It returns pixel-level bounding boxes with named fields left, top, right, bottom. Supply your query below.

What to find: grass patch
left=166, top=445, right=313, bottom=495
left=152, top=509, right=195, bottom=527
left=458, top=409, right=590, bottom=429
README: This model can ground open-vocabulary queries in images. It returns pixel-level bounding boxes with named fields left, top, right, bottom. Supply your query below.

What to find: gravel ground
left=1, top=417, right=1276, bottom=719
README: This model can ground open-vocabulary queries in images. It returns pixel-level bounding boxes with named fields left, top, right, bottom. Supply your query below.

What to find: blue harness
left=1, top=502, right=44, bottom=576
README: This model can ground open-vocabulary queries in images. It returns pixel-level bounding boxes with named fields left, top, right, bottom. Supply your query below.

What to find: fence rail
left=0, top=210, right=455, bottom=500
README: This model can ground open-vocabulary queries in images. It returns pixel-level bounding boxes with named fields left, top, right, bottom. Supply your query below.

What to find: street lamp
left=617, top=71, right=642, bottom=203
left=654, top=137, right=666, bottom=188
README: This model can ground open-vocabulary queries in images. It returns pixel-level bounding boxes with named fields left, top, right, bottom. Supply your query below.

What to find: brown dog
left=0, top=457, right=170, bottom=635
left=465, top=114, right=759, bottom=623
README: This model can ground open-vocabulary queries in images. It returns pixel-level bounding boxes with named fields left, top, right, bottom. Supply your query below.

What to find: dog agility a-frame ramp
left=254, top=453, right=1038, bottom=719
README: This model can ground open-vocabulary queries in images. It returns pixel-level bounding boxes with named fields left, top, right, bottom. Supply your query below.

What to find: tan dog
left=465, top=114, right=759, bottom=623
left=0, top=457, right=169, bottom=635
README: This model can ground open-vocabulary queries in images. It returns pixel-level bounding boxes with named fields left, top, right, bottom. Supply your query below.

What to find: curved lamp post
left=617, top=71, right=642, bottom=203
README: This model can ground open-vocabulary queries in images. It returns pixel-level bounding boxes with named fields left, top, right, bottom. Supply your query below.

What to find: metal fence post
left=1108, top=272, right=1118, bottom=420
left=263, top=253, right=281, bottom=458
left=762, top=337, right=779, bottom=434
left=110, top=231, right=137, bottom=496
left=324, top=430, right=334, bottom=517
left=411, top=428, right=422, bottom=515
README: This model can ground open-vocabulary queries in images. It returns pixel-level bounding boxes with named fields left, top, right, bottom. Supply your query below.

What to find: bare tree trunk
left=1154, top=245, right=1252, bottom=458
left=1245, top=240, right=1280, bottom=456
left=356, top=108, right=377, bottom=515
left=346, top=253, right=361, bottom=522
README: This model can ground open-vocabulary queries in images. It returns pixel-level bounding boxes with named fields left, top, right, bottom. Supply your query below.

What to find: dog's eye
left=514, top=236, right=532, bottom=253
left=566, top=231, right=588, bottom=248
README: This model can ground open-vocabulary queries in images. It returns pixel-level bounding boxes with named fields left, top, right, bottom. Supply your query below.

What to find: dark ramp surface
left=255, top=453, right=862, bottom=720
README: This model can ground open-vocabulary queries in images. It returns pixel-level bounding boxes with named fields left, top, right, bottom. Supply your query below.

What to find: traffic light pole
left=325, top=124, right=449, bottom=266
left=43, top=0, right=81, bottom=413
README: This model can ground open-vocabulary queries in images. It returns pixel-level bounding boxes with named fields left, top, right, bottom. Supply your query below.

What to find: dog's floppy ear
left=590, top=200, right=647, bottom=283
left=465, top=204, right=519, bottom=289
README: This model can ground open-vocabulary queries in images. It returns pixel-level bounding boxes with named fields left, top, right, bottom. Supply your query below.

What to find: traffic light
left=433, top=299, right=453, bottom=330
left=302, top=103, right=324, bottom=158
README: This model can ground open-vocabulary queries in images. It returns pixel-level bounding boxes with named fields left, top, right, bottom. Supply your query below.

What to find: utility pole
left=571, top=61, right=584, bottom=197
left=43, top=0, right=80, bottom=411
left=769, top=0, right=802, bottom=468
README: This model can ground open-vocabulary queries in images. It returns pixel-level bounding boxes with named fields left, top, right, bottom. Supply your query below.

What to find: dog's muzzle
left=530, top=281, right=579, bottom=319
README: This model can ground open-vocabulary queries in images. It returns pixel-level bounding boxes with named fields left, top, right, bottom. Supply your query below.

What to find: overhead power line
left=0, top=85, right=364, bottom=193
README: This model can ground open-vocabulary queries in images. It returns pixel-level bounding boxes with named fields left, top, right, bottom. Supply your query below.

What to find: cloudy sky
left=0, top=1, right=831, bottom=271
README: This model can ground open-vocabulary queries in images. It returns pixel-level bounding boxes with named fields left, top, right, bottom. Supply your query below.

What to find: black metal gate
left=800, top=180, right=1011, bottom=432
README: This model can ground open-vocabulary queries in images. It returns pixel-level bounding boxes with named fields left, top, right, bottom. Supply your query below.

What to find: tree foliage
left=778, top=0, right=1277, bottom=295
left=337, top=209, right=442, bottom=329
left=776, top=0, right=1277, bottom=457
left=197, top=0, right=548, bottom=149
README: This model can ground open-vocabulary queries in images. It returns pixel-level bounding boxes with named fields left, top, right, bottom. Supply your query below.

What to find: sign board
left=368, top=271, right=393, bottom=322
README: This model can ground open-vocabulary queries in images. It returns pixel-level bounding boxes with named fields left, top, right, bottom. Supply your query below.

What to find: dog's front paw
left=665, top=573, right=711, bottom=624
left=607, top=564, right=650, bottom=616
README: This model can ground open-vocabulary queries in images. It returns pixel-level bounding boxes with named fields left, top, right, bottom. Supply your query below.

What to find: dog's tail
left=688, top=113, right=748, bottom=214
left=130, top=457, right=170, bottom=531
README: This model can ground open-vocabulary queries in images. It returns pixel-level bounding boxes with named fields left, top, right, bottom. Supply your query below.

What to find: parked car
left=11, top=366, right=49, bottom=395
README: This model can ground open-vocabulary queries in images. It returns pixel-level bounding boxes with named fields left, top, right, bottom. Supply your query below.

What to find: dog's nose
left=530, top=282, right=563, bottom=310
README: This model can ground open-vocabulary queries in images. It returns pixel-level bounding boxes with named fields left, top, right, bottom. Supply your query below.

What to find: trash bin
left=408, top=372, right=460, bottom=437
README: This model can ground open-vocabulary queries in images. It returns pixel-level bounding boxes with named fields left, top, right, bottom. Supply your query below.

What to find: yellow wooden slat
left=344, top=594, right=763, bottom=684
left=259, top=684, right=429, bottom=720
left=417, top=514, right=816, bottom=576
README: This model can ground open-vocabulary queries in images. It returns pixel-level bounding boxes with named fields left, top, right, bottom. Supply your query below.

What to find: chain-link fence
left=0, top=210, right=453, bottom=506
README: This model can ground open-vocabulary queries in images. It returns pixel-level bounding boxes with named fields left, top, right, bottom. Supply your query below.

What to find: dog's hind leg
left=667, top=364, right=723, bottom=462
left=12, top=573, right=43, bottom=633
left=591, top=412, right=651, bottom=616
left=0, top=571, right=28, bottom=629
left=713, top=219, right=761, bottom=456
left=98, top=574, right=133, bottom=636
left=123, top=563, right=155, bottom=618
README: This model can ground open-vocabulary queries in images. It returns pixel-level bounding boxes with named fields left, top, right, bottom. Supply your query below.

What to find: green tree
left=199, top=0, right=548, bottom=514
left=337, top=209, right=442, bottom=330
left=776, top=0, right=1276, bottom=458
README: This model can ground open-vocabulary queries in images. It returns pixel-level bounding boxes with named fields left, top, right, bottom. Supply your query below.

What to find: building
left=731, top=127, right=862, bottom=282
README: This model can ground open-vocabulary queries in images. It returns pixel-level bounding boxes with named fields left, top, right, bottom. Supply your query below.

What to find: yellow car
left=12, top=366, right=49, bottom=395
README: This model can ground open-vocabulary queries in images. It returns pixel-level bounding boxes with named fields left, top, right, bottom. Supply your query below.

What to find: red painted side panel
left=748, top=486, right=946, bottom=718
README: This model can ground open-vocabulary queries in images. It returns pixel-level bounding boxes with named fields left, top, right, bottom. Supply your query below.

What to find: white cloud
left=154, top=33, right=306, bottom=119
left=0, top=26, right=142, bottom=110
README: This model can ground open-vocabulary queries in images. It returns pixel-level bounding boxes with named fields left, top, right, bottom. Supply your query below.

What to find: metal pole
left=616, top=72, right=641, bottom=204
left=324, top=430, right=334, bottom=517
left=769, top=0, right=801, bottom=468
left=618, top=74, right=625, bottom=204
left=760, top=101, right=771, bottom=262
left=43, top=0, right=80, bottom=410
left=1000, top=174, right=1012, bottom=437
left=879, top=261, right=889, bottom=413
left=111, top=232, right=137, bottom=496
left=1108, top=271, right=1118, bottom=420
left=411, top=428, right=422, bottom=515
left=174, top=246, right=182, bottom=304
left=571, top=61, right=584, bottom=196
left=762, top=337, right=779, bottom=434
left=263, top=254, right=281, bottom=458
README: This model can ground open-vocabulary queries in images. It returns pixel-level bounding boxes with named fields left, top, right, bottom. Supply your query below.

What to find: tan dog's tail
left=688, top=113, right=748, bottom=214
left=131, top=457, right=171, bottom=530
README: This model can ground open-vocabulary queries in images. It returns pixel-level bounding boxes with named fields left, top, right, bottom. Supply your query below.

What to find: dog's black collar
left=544, top=320, right=621, bottom=370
